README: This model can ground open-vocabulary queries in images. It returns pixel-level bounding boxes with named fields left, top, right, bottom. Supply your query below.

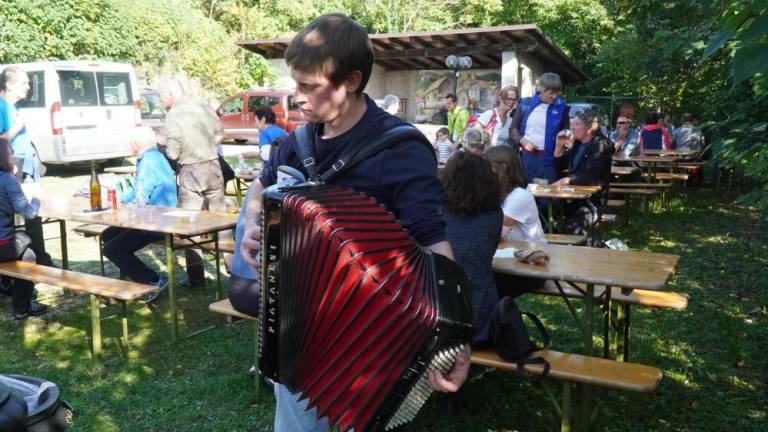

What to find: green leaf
left=702, top=30, right=735, bottom=61
left=662, top=39, right=684, bottom=55
left=752, top=123, right=768, bottom=132
left=733, top=42, right=768, bottom=86
left=738, top=14, right=768, bottom=41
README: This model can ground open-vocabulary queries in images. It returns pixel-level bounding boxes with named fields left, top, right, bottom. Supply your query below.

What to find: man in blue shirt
left=102, top=127, right=177, bottom=302
left=239, top=13, right=470, bottom=432
left=253, top=106, right=288, bottom=162
left=0, top=66, right=54, bottom=267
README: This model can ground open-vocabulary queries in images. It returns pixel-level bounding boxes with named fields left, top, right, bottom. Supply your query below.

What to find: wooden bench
left=471, top=349, right=662, bottom=431
left=74, top=224, right=110, bottom=275
left=609, top=188, right=660, bottom=212
left=645, top=172, right=689, bottom=183
left=611, top=183, right=671, bottom=208
left=209, top=299, right=261, bottom=393
left=0, top=261, right=157, bottom=359
left=530, top=281, right=689, bottom=360
left=543, top=233, right=586, bottom=246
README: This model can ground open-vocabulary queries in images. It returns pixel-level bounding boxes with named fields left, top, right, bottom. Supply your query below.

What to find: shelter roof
left=238, top=24, right=588, bottom=84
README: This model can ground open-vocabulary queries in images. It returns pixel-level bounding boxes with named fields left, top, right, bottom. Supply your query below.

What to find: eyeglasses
left=617, top=121, right=630, bottom=125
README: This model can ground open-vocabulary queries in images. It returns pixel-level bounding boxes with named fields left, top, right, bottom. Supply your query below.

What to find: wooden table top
left=613, top=155, right=681, bottom=164
left=611, top=166, right=641, bottom=176
left=493, top=241, right=679, bottom=291
left=530, top=184, right=601, bottom=200
left=642, top=149, right=699, bottom=157
left=104, top=166, right=137, bottom=174
left=235, top=169, right=261, bottom=180
left=39, top=196, right=237, bottom=236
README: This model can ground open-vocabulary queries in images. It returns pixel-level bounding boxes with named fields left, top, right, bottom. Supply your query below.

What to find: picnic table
left=38, top=195, right=238, bottom=341
left=493, top=240, right=679, bottom=425
left=530, top=184, right=601, bottom=233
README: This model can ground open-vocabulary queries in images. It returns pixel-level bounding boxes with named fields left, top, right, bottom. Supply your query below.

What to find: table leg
left=548, top=201, right=554, bottom=233
left=166, top=234, right=178, bottom=341
left=59, top=220, right=69, bottom=270
left=235, top=179, right=243, bottom=207
left=214, top=231, right=222, bottom=300
left=579, top=284, right=595, bottom=431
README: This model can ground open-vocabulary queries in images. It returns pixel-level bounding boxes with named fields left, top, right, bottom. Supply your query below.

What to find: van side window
left=58, top=71, right=98, bottom=107
left=222, top=97, right=243, bottom=114
left=97, top=72, right=133, bottom=106
left=17, top=71, right=46, bottom=109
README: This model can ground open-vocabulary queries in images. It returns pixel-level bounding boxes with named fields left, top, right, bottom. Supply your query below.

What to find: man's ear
left=342, top=70, right=363, bottom=94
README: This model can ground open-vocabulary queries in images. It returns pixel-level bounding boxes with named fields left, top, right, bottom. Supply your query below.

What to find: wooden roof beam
left=375, top=43, right=511, bottom=60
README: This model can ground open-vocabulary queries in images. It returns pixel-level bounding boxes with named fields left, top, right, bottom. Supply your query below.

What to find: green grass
left=1, top=168, right=766, bottom=431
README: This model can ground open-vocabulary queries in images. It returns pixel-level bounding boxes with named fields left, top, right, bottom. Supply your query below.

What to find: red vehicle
left=216, top=89, right=305, bottom=143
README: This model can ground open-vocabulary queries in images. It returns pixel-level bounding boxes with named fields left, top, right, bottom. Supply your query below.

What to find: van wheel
left=234, top=139, right=248, bottom=144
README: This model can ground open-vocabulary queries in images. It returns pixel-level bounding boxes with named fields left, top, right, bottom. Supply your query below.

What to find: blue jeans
left=274, top=383, right=329, bottom=432
left=521, top=152, right=556, bottom=184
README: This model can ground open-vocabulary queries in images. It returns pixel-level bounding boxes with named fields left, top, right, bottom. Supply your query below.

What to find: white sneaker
left=141, top=276, right=168, bottom=303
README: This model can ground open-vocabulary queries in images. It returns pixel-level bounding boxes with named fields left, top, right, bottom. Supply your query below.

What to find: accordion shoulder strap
left=293, top=124, right=319, bottom=181
left=319, top=124, right=435, bottom=183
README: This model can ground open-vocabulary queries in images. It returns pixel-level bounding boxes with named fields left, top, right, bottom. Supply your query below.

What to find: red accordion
left=259, top=185, right=474, bottom=431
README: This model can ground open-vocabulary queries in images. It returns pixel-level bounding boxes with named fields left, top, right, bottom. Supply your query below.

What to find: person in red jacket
left=639, top=112, right=671, bottom=152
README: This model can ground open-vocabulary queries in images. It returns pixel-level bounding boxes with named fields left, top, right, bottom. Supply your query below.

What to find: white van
left=2, top=61, right=142, bottom=164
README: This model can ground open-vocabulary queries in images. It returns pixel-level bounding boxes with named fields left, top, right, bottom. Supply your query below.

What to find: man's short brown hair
left=284, top=13, right=373, bottom=95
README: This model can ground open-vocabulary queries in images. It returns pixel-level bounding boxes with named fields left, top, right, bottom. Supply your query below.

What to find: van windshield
left=17, top=71, right=46, bottom=109
left=58, top=71, right=98, bottom=107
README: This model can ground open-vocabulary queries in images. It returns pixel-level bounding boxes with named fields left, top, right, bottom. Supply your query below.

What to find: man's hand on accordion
left=241, top=223, right=262, bottom=270
left=427, top=345, right=471, bottom=392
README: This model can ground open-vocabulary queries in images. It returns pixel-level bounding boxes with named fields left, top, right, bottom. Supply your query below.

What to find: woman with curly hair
left=440, top=152, right=502, bottom=345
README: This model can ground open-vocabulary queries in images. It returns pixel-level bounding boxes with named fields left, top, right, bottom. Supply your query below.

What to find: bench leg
left=120, top=301, right=129, bottom=357
left=561, top=382, right=572, bottom=432
left=90, top=294, right=102, bottom=360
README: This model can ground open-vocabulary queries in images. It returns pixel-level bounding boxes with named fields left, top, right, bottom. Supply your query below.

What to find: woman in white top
left=485, top=144, right=547, bottom=297
left=477, top=85, right=519, bottom=147
left=485, top=145, right=546, bottom=243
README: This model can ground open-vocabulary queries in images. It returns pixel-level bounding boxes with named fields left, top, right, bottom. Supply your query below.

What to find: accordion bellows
left=260, top=185, right=474, bottom=431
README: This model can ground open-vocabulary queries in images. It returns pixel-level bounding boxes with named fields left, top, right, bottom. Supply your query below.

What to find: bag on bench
left=491, top=296, right=550, bottom=379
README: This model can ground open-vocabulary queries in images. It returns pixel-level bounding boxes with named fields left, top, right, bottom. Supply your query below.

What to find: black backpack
left=491, top=296, right=550, bottom=379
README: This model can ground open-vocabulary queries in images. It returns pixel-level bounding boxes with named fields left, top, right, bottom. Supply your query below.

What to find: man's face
left=290, top=67, right=350, bottom=124
left=539, top=88, right=561, bottom=104
left=444, top=98, right=456, bottom=111
left=616, top=116, right=630, bottom=131
left=8, top=73, right=30, bottom=100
